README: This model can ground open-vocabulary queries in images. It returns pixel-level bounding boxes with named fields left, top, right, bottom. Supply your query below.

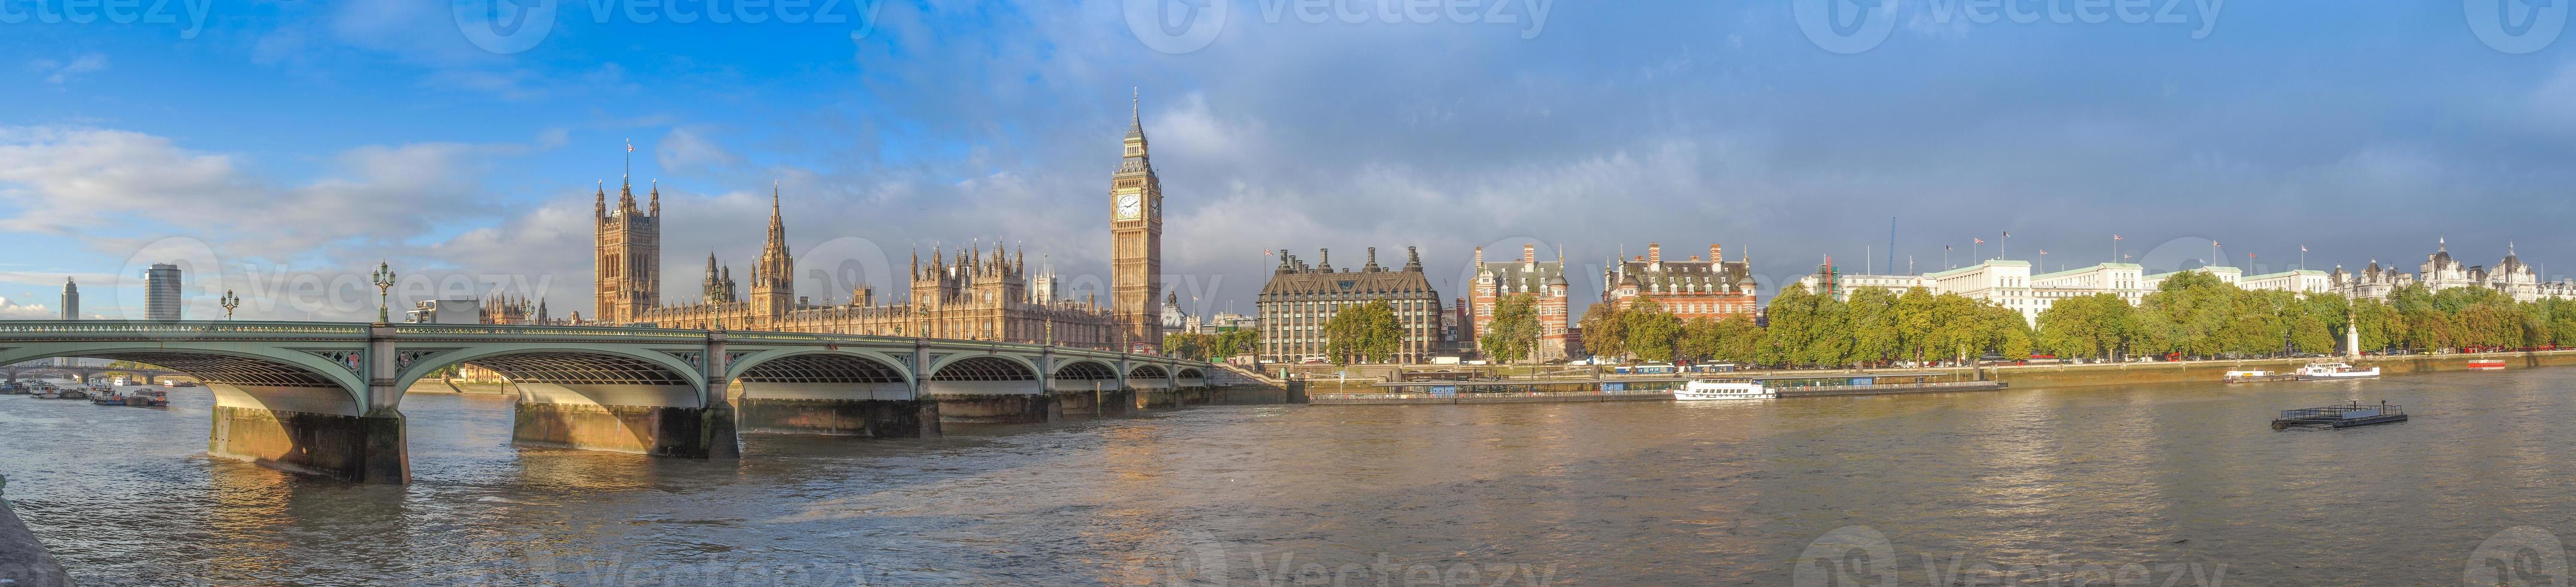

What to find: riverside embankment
left=0, top=480, right=72, bottom=587
left=1282, top=349, right=2576, bottom=397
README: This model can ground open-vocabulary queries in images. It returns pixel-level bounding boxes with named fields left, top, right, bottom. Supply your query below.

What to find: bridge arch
left=922, top=355, right=1041, bottom=397
left=1175, top=367, right=1205, bottom=379
left=728, top=349, right=914, bottom=401
left=1127, top=364, right=1170, bottom=380
left=1054, top=359, right=1119, bottom=380
left=393, top=345, right=709, bottom=409
left=0, top=344, right=367, bottom=414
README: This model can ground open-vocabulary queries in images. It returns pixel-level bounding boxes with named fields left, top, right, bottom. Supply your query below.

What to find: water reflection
left=14, top=373, right=2576, bottom=583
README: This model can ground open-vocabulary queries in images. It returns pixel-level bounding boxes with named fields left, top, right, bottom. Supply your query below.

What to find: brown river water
left=5, top=368, right=2576, bottom=585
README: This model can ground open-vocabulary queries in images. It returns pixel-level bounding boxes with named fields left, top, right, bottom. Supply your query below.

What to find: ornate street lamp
left=219, top=289, right=240, bottom=320
left=371, top=261, right=397, bottom=324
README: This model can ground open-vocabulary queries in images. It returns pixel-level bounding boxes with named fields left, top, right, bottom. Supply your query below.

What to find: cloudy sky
left=0, top=1, right=2570, bottom=321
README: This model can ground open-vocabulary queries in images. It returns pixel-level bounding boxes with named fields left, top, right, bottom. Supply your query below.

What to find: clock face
left=1116, top=194, right=1142, bottom=219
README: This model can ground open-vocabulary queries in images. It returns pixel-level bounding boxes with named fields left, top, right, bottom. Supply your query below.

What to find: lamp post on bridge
left=371, top=261, right=397, bottom=325
left=219, top=289, right=240, bottom=320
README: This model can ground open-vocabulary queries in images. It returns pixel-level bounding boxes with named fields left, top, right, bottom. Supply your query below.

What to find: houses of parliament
left=578, top=99, right=1167, bottom=352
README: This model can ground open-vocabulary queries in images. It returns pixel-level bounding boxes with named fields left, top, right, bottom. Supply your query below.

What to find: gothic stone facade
left=588, top=104, right=1161, bottom=350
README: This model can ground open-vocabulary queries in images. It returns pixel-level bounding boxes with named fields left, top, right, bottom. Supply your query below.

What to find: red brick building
left=1604, top=243, right=1758, bottom=322
left=1470, top=244, right=1573, bottom=362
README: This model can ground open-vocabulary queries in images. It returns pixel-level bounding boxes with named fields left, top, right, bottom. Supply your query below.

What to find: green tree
left=1163, top=332, right=1211, bottom=360
left=2136, top=270, right=2235, bottom=358
left=2035, top=293, right=2136, bottom=360
left=1622, top=298, right=1685, bottom=363
left=1678, top=317, right=1723, bottom=362
left=1323, top=299, right=1403, bottom=365
left=1578, top=302, right=1628, bottom=360
left=1210, top=328, right=1260, bottom=359
left=1892, top=287, right=1939, bottom=365
left=1760, top=285, right=1826, bottom=367
left=1843, top=288, right=1900, bottom=367
left=1479, top=293, right=1543, bottom=363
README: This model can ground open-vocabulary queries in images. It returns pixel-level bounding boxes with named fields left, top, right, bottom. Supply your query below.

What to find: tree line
left=1306, top=268, right=2576, bottom=367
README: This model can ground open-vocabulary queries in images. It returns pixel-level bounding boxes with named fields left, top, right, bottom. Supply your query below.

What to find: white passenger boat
left=1675, top=379, right=1775, bottom=401
left=2294, top=362, right=2381, bottom=381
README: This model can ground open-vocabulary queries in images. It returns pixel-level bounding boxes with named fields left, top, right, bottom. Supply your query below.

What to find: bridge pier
left=931, top=393, right=1057, bottom=424
left=511, top=384, right=729, bottom=458
left=738, top=397, right=940, bottom=437
left=208, top=406, right=410, bottom=484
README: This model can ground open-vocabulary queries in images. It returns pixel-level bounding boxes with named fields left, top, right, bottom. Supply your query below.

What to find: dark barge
left=2271, top=401, right=2408, bottom=430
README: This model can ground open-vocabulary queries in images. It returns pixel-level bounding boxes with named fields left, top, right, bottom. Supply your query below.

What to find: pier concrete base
left=0, top=498, right=72, bottom=587
left=513, top=402, right=730, bottom=458
left=1138, top=389, right=1182, bottom=410
left=933, top=394, right=1058, bottom=423
left=737, top=398, right=940, bottom=437
left=1180, top=388, right=1213, bottom=406
left=1097, top=388, right=1136, bottom=417
left=1055, top=389, right=1104, bottom=418
left=208, top=406, right=410, bottom=484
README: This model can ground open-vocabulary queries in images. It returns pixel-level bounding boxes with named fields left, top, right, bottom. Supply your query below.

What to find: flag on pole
left=2039, top=249, right=2048, bottom=255
left=2002, top=231, right=2011, bottom=238
left=2114, top=235, right=2122, bottom=241
left=2301, top=245, right=2308, bottom=252
left=1975, top=238, right=1985, bottom=244
left=1945, top=245, right=1952, bottom=250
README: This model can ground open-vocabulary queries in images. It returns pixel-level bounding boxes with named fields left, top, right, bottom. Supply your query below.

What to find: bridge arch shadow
left=925, top=356, right=1052, bottom=424
left=730, top=351, right=937, bottom=438
left=0, top=346, right=395, bottom=482
left=395, top=347, right=722, bottom=458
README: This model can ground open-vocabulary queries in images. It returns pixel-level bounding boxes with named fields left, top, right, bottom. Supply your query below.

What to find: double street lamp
left=371, top=261, right=396, bottom=324
left=219, top=289, right=240, bottom=320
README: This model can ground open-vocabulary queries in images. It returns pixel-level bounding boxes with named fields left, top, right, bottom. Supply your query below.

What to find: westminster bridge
left=0, top=320, right=1235, bottom=483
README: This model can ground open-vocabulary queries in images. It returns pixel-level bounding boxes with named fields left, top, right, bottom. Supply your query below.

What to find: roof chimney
left=1365, top=247, right=1381, bottom=272
left=1474, top=246, right=1485, bottom=267
left=1711, top=244, right=1723, bottom=265
left=1648, top=243, right=1662, bottom=264
left=1318, top=249, right=1332, bottom=273
left=1522, top=243, right=1536, bottom=263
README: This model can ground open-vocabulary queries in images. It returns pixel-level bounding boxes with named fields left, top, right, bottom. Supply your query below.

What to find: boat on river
left=2468, top=359, right=2508, bottom=371
left=2223, top=370, right=2293, bottom=383
left=1675, top=379, right=1775, bottom=401
left=2272, top=401, right=2408, bottom=429
left=2294, top=362, right=2380, bottom=381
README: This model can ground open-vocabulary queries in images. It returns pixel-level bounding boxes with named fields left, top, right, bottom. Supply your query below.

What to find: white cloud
left=31, top=53, right=107, bottom=84
left=0, top=296, right=52, bottom=319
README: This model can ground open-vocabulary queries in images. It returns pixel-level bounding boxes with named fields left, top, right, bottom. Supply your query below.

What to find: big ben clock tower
left=1110, top=90, right=1163, bottom=353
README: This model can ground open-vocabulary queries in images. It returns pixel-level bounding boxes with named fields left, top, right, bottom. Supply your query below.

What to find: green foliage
left=1212, top=328, right=1260, bottom=359
left=1479, top=294, right=1543, bottom=363
left=2035, top=293, right=2137, bottom=360
left=1621, top=298, right=1685, bottom=362
left=1163, top=332, right=1212, bottom=360
left=1578, top=302, right=1628, bottom=359
left=1322, top=298, right=1403, bottom=365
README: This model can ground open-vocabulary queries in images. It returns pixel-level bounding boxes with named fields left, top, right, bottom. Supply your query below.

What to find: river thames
left=7, top=369, right=2576, bottom=585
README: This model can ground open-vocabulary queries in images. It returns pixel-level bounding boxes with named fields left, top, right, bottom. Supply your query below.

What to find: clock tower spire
left=1110, top=89, right=1163, bottom=353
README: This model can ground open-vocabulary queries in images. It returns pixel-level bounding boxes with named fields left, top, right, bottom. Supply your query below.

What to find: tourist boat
left=89, top=393, right=126, bottom=406
left=1675, top=379, right=1775, bottom=401
left=0, top=382, right=24, bottom=395
left=123, top=388, right=168, bottom=407
left=2468, top=359, right=2508, bottom=371
left=2294, top=362, right=2381, bottom=380
left=2222, top=370, right=2292, bottom=383
left=28, top=382, right=63, bottom=399
left=2272, top=401, right=2408, bottom=429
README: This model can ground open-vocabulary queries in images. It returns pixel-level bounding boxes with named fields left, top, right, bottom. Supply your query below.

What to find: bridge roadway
left=0, top=320, right=1227, bottom=483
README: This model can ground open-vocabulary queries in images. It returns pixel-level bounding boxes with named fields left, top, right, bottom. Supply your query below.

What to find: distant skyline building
left=144, top=263, right=182, bottom=320
left=1603, top=243, right=1758, bottom=323
left=1470, top=244, right=1572, bottom=362
left=2332, top=239, right=2576, bottom=302
left=59, top=277, right=77, bottom=320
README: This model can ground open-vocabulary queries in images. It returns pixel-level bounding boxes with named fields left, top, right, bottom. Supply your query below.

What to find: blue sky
left=1, top=1, right=2571, bottom=321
